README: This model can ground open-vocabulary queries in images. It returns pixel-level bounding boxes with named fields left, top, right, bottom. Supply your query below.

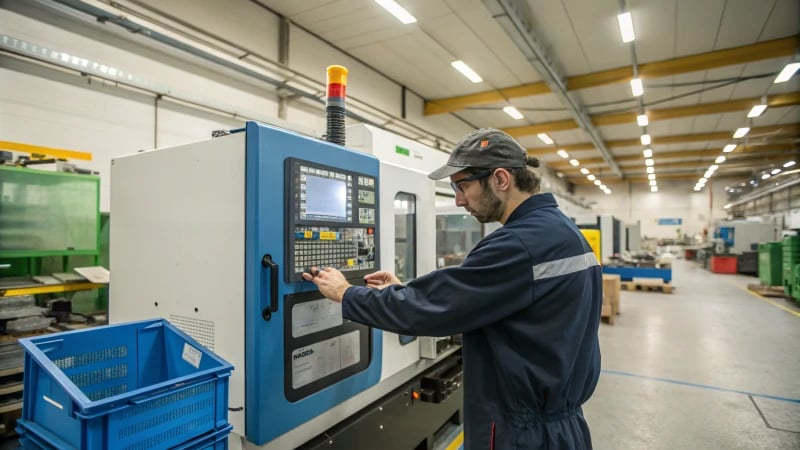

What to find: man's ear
left=494, top=168, right=512, bottom=191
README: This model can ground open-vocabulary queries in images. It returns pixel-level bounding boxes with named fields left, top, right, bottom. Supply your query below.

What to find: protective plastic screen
left=305, top=175, right=346, bottom=220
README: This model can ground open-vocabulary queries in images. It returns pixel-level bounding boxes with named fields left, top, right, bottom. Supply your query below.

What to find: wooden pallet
left=746, top=284, right=787, bottom=298
left=621, top=277, right=674, bottom=294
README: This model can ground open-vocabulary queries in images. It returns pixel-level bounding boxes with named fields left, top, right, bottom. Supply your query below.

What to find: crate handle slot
left=126, top=376, right=216, bottom=406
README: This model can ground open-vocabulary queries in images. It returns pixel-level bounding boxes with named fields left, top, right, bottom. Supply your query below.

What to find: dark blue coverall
left=342, top=193, right=602, bottom=449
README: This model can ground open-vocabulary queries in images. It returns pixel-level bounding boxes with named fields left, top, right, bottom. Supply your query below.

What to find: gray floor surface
left=583, top=258, right=800, bottom=450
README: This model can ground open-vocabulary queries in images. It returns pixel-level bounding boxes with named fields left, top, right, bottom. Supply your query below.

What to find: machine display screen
left=305, top=175, right=347, bottom=220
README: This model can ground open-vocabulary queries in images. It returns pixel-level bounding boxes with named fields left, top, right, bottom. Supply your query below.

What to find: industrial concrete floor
left=583, top=258, right=800, bottom=449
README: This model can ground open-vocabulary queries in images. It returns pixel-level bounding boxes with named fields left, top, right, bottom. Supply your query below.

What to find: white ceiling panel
left=759, top=0, right=800, bottom=40
left=525, top=0, right=592, bottom=75
left=452, top=2, right=543, bottom=84
left=715, top=0, right=775, bottom=49
left=561, top=0, right=631, bottom=71
left=629, top=0, right=677, bottom=63
left=673, top=0, right=725, bottom=56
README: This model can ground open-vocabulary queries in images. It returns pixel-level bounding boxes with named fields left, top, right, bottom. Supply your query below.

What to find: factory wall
left=575, top=179, right=731, bottom=240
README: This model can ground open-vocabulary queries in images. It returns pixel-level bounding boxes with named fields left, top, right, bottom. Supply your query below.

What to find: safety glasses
left=450, top=169, right=494, bottom=193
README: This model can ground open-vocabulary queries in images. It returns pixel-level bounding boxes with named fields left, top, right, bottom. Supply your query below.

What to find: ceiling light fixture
left=503, top=106, right=524, bottom=120
left=645, top=158, right=654, bottom=166
left=650, top=186, right=658, bottom=192
left=648, top=174, right=656, bottom=180
left=587, top=174, right=596, bottom=181
left=774, top=62, right=800, bottom=83
left=784, top=160, right=796, bottom=168
left=537, top=133, right=554, bottom=145
left=599, top=184, right=607, bottom=190
left=714, top=156, right=726, bottom=164
left=556, top=149, right=569, bottom=159
left=636, top=113, right=649, bottom=126
left=747, top=104, right=767, bottom=118
left=594, top=180, right=602, bottom=186
left=771, top=168, right=781, bottom=175
left=640, top=134, right=651, bottom=145
left=375, top=0, right=417, bottom=24
left=733, top=127, right=750, bottom=139
left=709, top=165, right=719, bottom=171
left=451, top=60, right=482, bottom=83
left=580, top=168, right=590, bottom=175
left=569, top=159, right=580, bottom=167
left=630, top=78, right=643, bottom=96
left=649, top=180, right=657, bottom=186
left=723, top=144, right=737, bottom=153
left=646, top=167, right=654, bottom=174
left=643, top=148, right=653, bottom=158
left=604, top=190, right=612, bottom=195
left=761, top=173, right=771, bottom=180
left=617, top=12, right=635, bottom=43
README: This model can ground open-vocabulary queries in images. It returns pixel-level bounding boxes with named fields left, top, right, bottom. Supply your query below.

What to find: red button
left=367, top=227, right=374, bottom=235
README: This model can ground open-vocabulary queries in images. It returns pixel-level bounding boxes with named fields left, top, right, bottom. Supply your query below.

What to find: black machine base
left=298, top=351, right=464, bottom=450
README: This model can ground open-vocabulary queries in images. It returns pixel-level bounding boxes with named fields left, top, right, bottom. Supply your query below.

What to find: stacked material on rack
left=0, top=296, right=53, bottom=336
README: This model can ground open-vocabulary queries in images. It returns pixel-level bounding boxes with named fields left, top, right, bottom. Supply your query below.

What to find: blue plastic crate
left=19, top=318, right=233, bottom=450
left=18, top=421, right=233, bottom=450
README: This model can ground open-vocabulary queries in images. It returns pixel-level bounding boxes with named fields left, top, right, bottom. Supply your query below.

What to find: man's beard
left=472, top=186, right=503, bottom=223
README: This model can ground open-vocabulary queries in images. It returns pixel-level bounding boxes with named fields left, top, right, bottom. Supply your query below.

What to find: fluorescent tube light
left=649, top=180, right=657, bottom=186
left=640, top=134, right=651, bottom=145
left=617, top=12, right=635, bottom=43
left=557, top=149, right=569, bottom=159
left=587, top=174, right=596, bottom=181
left=630, top=78, right=643, bottom=96
left=699, top=178, right=707, bottom=184
left=650, top=186, right=658, bottom=192
left=774, top=62, right=800, bottom=83
left=642, top=149, right=653, bottom=158
left=537, top=133, right=554, bottom=144
left=604, top=190, right=612, bottom=195
left=637, top=114, right=649, bottom=126
left=733, top=127, right=750, bottom=138
left=645, top=158, right=654, bottom=166
left=599, top=184, right=607, bottom=190
left=709, top=165, right=719, bottom=171
left=569, top=159, right=580, bottom=167
left=503, top=106, right=524, bottom=120
left=375, top=0, right=417, bottom=24
left=723, top=144, right=737, bottom=153
left=694, top=186, right=701, bottom=191
left=594, top=180, right=602, bottom=186
left=451, top=60, right=482, bottom=83
left=747, top=104, right=767, bottom=118
left=784, top=160, right=796, bottom=168
left=714, top=156, right=726, bottom=164
left=647, top=174, right=655, bottom=180
left=580, top=168, right=590, bottom=175
left=771, top=168, right=781, bottom=175
left=762, top=173, right=770, bottom=179
left=646, top=167, right=654, bottom=174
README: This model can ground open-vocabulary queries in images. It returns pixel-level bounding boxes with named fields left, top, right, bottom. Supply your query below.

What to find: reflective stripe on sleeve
left=533, top=252, right=599, bottom=280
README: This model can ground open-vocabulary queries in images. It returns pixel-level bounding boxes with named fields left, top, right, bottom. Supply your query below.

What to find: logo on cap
left=480, top=140, right=489, bottom=148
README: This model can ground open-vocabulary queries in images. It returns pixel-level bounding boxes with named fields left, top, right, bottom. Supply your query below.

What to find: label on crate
left=291, top=330, right=360, bottom=389
left=182, top=343, right=203, bottom=368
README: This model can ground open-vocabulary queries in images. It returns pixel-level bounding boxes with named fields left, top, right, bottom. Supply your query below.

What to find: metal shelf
left=0, top=282, right=105, bottom=297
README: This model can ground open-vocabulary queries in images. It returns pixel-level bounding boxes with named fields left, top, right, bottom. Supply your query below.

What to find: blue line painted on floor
left=601, top=369, right=800, bottom=404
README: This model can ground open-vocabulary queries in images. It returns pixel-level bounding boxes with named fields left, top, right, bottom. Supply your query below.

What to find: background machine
left=110, top=121, right=462, bottom=449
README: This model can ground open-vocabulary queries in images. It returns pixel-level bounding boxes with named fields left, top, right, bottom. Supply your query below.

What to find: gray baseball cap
left=428, top=128, right=527, bottom=180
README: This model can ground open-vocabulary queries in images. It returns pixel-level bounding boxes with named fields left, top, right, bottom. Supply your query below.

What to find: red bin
left=710, top=255, right=737, bottom=274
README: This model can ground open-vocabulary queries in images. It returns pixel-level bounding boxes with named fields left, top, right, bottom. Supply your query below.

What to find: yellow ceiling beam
left=508, top=93, right=800, bottom=137
left=528, top=123, right=800, bottom=156
left=425, top=36, right=799, bottom=115
left=548, top=144, right=797, bottom=169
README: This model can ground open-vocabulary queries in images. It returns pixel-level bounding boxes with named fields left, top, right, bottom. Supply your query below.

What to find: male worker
left=302, top=128, right=601, bottom=449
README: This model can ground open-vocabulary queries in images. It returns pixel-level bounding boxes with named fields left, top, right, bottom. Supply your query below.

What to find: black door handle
left=261, top=254, right=279, bottom=321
